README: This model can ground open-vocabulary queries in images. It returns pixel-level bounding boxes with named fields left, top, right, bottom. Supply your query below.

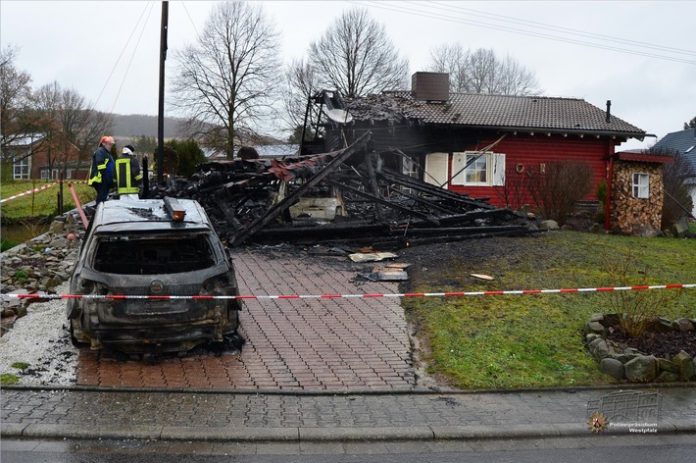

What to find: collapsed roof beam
left=379, top=168, right=495, bottom=210
left=230, top=132, right=372, bottom=246
left=329, top=180, right=440, bottom=225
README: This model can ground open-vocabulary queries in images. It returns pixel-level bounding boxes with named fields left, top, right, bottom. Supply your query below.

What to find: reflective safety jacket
left=88, top=146, right=115, bottom=187
left=115, top=155, right=142, bottom=195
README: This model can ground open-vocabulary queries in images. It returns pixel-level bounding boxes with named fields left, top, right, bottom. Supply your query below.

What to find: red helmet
left=99, top=136, right=115, bottom=146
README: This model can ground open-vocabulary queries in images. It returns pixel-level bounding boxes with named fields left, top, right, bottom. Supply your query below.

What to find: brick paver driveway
left=76, top=249, right=416, bottom=391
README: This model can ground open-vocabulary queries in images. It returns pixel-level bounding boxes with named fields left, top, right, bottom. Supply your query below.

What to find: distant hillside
left=111, top=114, right=187, bottom=138
left=110, top=113, right=283, bottom=145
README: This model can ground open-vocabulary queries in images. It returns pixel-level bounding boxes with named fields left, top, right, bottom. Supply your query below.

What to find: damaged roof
left=345, top=92, right=645, bottom=138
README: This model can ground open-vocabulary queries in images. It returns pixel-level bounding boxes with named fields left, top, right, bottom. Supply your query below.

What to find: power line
left=426, top=1, right=696, bottom=58
left=93, top=2, right=153, bottom=110
left=110, top=2, right=155, bottom=114
left=366, top=0, right=696, bottom=65
left=352, top=1, right=696, bottom=66
left=181, top=1, right=202, bottom=41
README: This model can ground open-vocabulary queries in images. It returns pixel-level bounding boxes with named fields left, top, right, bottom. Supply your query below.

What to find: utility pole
left=157, top=1, right=169, bottom=184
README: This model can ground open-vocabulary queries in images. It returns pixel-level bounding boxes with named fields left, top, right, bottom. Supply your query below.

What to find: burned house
left=156, top=73, right=652, bottom=247
left=312, top=73, right=647, bottom=226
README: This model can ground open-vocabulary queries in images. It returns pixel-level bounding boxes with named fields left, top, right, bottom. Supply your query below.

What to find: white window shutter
left=492, top=153, right=506, bottom=186
left=451, top=153, right=467, bottom=185
left=425, top=152, right=449, bottom=187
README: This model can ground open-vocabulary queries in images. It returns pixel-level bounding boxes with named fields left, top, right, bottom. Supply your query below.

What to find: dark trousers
left=94, top=183, right=110, bottom=204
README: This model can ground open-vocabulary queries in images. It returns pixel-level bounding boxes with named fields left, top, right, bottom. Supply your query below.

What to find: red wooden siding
left=445, top=134, right=619, bottom=208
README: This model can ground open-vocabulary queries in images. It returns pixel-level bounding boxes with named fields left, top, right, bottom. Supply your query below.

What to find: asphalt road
left=2, top=435, right=695, bottom=463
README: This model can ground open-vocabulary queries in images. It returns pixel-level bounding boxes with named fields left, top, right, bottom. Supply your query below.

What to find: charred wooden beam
left=400, top=225, right=527, bottom=237
left=379, top=168, right=495, bottom=210
left=394, top=189, right=461, bottom=215
left=330, top=180, right=440, bottom=225
left=230, top=132, right=372, bottom=246
left=364, top=151, right=383, bottom=220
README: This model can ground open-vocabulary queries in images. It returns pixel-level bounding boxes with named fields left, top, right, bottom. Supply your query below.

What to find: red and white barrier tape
left=2, top=283, right=695, bottom=301
left=0, top=183, right=56, bottom=204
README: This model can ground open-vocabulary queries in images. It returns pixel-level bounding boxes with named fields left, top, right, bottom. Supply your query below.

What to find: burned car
left=67, top=197, right=241, bottom=354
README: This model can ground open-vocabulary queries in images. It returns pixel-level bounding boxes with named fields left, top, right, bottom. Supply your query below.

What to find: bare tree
left=56, top=88, right=113, bottom=173
left=430, top=43, right=470, bottom=92
left=25, top=82, right=112, bottom=177
left=309, top=8, right=409, bottom=98
left=171, top=1, right=280, bottom=158
left=430, top=44, right=539, bottom=96
left=283, top=58, right=320, bottom=141
left=0, top=45, right=33, bottom=151
left=31, top=82, right=64, bottom=176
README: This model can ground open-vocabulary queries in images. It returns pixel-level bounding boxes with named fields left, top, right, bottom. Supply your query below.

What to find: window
left=452, top=152, right=506, bottom=186
left=12, top=157, right=29, bottom=180
left=632, top=173, right=649, bottom=199
left=465, top=154, right=488, bottom=184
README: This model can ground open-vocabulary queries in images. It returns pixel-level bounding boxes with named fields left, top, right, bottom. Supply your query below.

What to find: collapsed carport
left=151, top=132, right=535, bottom=249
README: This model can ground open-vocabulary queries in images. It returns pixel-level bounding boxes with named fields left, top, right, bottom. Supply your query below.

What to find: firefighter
left=88, top=136, right=116, bottom=204
left=115, top=144, right=142, bottom=199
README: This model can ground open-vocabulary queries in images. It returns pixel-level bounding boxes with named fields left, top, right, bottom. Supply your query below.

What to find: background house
left=2, top=133, right=87, bottom=180
left=314, top=72, right=648, bottom=228
left=653, top=128, right=696, bottom=216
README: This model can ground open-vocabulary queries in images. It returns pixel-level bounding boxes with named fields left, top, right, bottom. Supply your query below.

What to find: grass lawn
left=404, top=232, right=696, bottom=389
left=1, top=180, right=95, bottom=221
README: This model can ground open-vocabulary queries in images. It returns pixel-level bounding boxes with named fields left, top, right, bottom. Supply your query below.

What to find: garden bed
left=585, top=314, right=696, bottom=383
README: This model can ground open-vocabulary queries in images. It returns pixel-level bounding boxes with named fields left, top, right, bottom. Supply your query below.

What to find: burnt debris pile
left=151, top=133, right=536, bottom=248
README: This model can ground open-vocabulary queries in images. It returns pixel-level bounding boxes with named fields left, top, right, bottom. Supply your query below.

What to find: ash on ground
left=0, top=281, right=79, bottom=385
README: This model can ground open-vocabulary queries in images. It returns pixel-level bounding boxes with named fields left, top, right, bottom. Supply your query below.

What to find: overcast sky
left=1, top=1, right=694, bottom=149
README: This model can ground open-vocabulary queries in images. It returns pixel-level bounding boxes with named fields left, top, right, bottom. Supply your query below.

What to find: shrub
left=596, top=180, right=607, bottom=203
left=525, top=161, right=593, bottom=225
left=604, top=250, right=681, bottom=337
left=165, top=139, right=205, bottom=178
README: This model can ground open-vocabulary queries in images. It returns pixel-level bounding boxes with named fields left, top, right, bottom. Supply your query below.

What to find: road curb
left=299, top=426, right=434, bottom=441
left=160, top=426, right=298, bottom=441
left=3, top=381, right=694, bottom=396
left=2, top=421, right=694, bottom=442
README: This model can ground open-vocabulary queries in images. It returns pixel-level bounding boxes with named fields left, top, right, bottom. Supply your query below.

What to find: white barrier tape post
left=0, top=183, right=57, bottom=204
left=2, top=284, right=695, bottom=301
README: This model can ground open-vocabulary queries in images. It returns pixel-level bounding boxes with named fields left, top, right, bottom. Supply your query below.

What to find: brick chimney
left=411, top=72, right=449, bottom=101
